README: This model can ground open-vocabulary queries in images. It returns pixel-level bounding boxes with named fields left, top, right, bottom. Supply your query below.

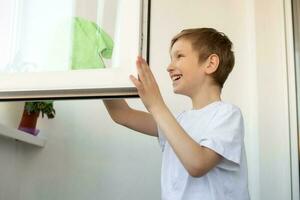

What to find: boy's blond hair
left=170, top=28, right=235, bottom=88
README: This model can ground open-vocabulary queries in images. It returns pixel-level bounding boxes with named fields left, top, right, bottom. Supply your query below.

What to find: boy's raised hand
left=130, top=56, right=166, bottom=113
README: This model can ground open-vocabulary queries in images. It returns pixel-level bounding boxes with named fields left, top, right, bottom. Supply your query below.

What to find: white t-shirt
left=158, top=101, right=250, bottom=200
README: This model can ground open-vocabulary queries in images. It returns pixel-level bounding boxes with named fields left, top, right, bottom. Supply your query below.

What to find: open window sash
left=0, top=0, right=150, bottom=100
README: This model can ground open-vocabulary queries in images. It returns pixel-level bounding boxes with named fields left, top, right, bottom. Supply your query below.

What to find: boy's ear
left=205, top=54, right=219, bottom=74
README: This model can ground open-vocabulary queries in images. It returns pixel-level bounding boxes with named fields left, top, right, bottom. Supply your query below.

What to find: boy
left=103, top=28, right=250, bottom=200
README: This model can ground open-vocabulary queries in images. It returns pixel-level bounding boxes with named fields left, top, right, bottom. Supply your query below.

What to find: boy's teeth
left=172, top=75, right=182, bottom=81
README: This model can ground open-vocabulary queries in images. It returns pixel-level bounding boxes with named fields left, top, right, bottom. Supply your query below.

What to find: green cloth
left=71, top=17, right=114, bottom=69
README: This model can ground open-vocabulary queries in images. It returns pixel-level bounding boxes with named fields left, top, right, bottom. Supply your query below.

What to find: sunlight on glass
left=0, top=0, right=123, bottom=73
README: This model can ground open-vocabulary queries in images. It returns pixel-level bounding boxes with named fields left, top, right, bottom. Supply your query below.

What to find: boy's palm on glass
left=130, top=57, right=165, bottom=113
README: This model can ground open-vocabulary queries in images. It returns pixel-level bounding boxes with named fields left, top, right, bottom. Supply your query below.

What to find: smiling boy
left=103, top=28, right=250, bottom=200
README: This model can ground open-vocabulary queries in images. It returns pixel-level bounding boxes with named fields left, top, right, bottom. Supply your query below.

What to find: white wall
left=0, top=102, right=23, bottom=200
left=255, top=0, right=295, bottom=199
left=0, top=0, right=296, bottom=200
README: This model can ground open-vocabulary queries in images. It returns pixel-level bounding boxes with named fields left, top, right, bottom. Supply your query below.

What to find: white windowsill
left=0, top=123, right=46, bottom=147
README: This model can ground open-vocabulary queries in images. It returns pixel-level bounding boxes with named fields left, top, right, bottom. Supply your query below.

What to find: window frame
left=0, top=0, right=151, bottom=101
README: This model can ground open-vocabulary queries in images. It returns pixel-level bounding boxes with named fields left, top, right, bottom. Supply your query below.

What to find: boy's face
left=167, top=38, right=208, bottom=96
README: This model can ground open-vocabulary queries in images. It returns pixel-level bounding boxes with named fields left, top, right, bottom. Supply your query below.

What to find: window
left=0, top=0, right=150, bottom=100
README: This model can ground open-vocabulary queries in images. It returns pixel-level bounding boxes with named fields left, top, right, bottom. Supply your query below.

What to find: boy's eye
left=177, top=54, right=184, bottom=58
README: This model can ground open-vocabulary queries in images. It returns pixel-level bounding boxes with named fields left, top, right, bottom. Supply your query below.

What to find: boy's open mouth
left=171, top=74, right=182, bottom=81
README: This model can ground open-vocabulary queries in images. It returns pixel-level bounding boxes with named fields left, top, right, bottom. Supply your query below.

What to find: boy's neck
left=191, top=84, right=221, bottom=110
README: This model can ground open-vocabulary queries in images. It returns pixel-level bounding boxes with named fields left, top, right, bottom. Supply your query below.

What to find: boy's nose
left=167, top=63, right=174, bottom=73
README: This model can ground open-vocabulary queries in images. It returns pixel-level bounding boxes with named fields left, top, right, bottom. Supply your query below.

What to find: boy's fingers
left=136, top=56, right=157, bottom=87
left=136, top=59, right=146, bottom=82
left=139, top=57, right=155, bottom=82
left=137, top=59, right=152, bottom=85
left=140, top=58, right=149, bottom=72
left=130, top=75, right=143, bottom=90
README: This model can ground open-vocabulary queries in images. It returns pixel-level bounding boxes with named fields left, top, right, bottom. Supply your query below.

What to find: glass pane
left=0, top=0, right=139, bottom=73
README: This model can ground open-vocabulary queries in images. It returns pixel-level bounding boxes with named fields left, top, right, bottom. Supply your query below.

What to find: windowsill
left=0, top=123, right=46, bottom=147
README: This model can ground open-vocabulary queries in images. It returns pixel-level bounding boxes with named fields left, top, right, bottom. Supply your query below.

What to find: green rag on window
left=71, top=17, right=114, bottom=69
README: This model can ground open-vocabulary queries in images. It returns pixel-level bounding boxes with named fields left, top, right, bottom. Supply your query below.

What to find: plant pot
left=18, top=110, right=40, bottom=136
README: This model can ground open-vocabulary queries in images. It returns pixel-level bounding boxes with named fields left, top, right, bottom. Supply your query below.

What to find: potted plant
left=18, top=101, right=55, bottom=136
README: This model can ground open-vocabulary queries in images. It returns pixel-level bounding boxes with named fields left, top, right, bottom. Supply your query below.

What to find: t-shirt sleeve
left=199, top=105, right=244, bottom=166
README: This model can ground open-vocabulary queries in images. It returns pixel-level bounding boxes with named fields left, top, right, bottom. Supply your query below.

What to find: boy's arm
left=130, top=57, right=222, bottom=177
left=103, top=99, right=158, bottom=137
left=151, top=105, right=222, bottom=177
